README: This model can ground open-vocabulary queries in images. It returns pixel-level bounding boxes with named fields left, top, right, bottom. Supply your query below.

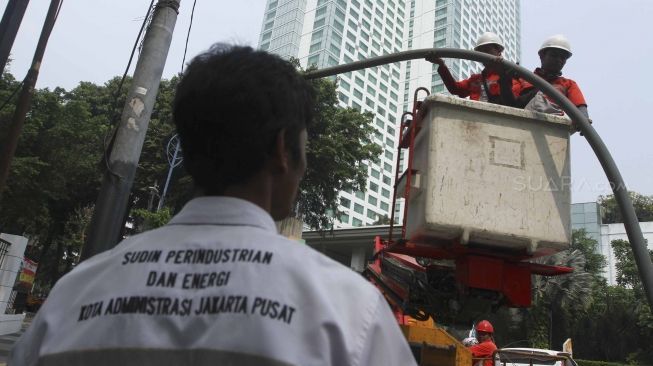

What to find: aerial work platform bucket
left=402, top=94, right=574, bottom=258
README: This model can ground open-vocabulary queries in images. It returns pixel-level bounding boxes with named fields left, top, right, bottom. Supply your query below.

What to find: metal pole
left=0, top=0, right=60, bottom=197
left=0, top=0, right=30, bottom=75
left=157, top=139, right=180, bottom=210
left=81, top=0, right=180, bottom=260
left=305, top=48, right=653, bottom=310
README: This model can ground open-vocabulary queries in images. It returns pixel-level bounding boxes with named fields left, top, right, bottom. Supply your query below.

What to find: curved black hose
left=305, top=48, right=653, bottom=309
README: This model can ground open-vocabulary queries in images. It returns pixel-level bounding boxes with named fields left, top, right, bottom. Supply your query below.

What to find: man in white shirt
left=10, top=44, right=417, bottom=366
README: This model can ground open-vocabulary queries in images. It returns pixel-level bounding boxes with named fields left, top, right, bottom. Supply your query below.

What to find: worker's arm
left=565, top=80, right=589, bottom=119
left=425, top=56, right=469, bottom=97
left=355, top=294, right=418, bottom=366
left=498, top=71, right=517, bottom=107
left=515, top=87, right=538, bottom=108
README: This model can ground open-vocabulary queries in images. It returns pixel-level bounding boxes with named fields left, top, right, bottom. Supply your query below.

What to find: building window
left=340, top=213, right=350, bottom=224
left=352, top=217, right=363, bottom=227
left=368, top=195, right=378, bottom=205
left=381, top=202, right=389, bottom=211
left=384, top=162, right=392, bottom=172
left=383, top=175, right=391, bottom=185
left=307, top=55, right=319, bottom=66
left=355, top=190, right=365, bottom=199
left=340, top=197, right=352, bottom=209
left=369, top=182, right=379, bottom=192
left=315, top=6, right=327, bottom=17
left=378, top=94, right=387, bottom=104
left=354, top=203, right=364, bottom=214
left=367, top=209, right=378, bottom=220
left=371, top=168, right=381, bottom=179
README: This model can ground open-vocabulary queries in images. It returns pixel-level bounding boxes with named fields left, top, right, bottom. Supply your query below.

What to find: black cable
left=0, top=79, right=23, bottom=114
left=54, top=0, right=63, bottom=22
left=102, top=0, right=155, bottom=178
left=180, top=0, right=198, bottom=73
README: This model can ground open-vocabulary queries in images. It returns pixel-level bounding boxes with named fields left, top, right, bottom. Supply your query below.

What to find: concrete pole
left=0, top=0, right=59, bottom=197
left=81, top=0, right=180, bottom=260
left=0, top=0, right=30, bottom=75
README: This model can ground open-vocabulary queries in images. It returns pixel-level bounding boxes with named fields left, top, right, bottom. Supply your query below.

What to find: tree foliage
left=495, top=229, right=653, bottom=363
left=0, top=72, right=181, bottom=288
left=599, top=192, right=653, bottom=224
left=298, top=76, right=381, bottom=229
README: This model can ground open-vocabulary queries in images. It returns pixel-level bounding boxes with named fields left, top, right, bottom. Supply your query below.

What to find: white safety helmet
left=474, top=32, right=505, bottom=52
left=539, top=34, right=572, bottom=57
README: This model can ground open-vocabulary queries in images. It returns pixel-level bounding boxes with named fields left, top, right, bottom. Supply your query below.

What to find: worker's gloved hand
left=574, top=105, right=592, bottom=136
left=425, top=54, right=446, bottom=67
left=462, top=337, right=479, bottom=346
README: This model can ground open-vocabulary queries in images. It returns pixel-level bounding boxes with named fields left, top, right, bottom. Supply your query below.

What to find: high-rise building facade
left=258, top=0, right=521, bottom=228
left=402, top=0, right=520, bottom=111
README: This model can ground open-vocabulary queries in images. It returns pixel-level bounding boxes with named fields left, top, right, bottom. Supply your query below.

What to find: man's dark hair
left=173, top=44, right=315, bottom=194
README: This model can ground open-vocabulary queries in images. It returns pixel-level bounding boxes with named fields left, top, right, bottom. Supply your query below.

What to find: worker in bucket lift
left=10, top=45, right=418, bottom=366
left=513, top=34, right=589, bottom=120
left=426, top=32, right=517, bottom=106
left=465, top=320, right=498, bottom=366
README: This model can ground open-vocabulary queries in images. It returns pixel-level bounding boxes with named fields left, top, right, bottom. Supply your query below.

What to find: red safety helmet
left=476, top=320, right=494, bottom=333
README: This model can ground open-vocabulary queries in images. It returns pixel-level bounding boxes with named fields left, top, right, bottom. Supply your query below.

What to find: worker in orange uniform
left=469, top=320, right=497, bottom=366
left=426, top=32, right=516, bottom=106
left=514, top=34, right=589, bottom=119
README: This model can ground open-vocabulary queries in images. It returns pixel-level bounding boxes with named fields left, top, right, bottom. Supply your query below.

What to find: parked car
left=494, top=348, right=578, bottom=366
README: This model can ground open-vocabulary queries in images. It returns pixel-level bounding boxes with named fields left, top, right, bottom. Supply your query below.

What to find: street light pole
left=81, top=0, right=181, bottom=260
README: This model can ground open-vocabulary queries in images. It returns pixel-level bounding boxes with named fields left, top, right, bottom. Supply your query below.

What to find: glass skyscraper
left=258, top=0, right=521, bottom=228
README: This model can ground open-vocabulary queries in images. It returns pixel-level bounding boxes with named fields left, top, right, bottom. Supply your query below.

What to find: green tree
left=297, top=76, right=381, bottom=229
left=568, top=238, right=653, bottom=363
left=530, top=248, right=593, bottom=349
left=599, top=192, right=653, bottom=224
left=571, top=228, right=607, bottom=280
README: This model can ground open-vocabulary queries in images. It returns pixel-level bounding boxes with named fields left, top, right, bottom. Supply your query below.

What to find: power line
left=0, top=79, right=24, bottom=114
left=180, top=0, right=198, bottom=73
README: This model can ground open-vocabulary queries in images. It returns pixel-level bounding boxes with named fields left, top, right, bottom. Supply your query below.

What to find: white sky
left=6, top=0, right=653, bottom=203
